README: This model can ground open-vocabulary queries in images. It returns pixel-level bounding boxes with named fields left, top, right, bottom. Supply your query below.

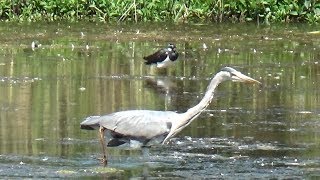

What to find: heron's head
left=220, top=67, right=261, bottom=84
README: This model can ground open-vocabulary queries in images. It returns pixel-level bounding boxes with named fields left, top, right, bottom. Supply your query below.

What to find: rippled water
left=0, top=22, right=319, bottom=178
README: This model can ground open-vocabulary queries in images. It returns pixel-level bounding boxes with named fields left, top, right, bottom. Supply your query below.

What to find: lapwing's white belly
left=156, top=56, right=173, bottom=68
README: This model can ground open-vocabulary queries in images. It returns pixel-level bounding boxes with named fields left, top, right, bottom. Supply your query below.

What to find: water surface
left=0, top=22, right=319, bottom=178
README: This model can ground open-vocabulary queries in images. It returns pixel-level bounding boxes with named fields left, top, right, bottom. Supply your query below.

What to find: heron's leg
left=99, top=126, right=107, bottom=166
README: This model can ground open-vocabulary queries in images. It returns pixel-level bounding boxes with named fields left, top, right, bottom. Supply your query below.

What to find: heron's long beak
left=233, top=72, right=261, bottom=84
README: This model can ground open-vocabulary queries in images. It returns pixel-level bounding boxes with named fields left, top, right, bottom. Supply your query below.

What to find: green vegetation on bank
left=1, top=0, right=319, bottom=23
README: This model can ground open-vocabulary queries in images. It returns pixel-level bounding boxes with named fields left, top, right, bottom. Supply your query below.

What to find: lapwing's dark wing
left=143, top=48, right=168, bottom=65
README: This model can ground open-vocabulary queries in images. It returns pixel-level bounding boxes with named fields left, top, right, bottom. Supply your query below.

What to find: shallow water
left=0, top=22, right=320, bottom=178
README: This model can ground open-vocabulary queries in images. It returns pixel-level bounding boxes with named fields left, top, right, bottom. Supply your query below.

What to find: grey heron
left=80, top=67, right=260, bottom=166
left=143, top=43, right=179, bottom=68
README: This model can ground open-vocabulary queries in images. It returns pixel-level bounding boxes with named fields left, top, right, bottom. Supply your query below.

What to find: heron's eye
left=230, top=73, right=237, bottom=79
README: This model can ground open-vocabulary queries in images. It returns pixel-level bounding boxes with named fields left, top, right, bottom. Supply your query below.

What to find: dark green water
left=0, top=22, right=319, bottom=178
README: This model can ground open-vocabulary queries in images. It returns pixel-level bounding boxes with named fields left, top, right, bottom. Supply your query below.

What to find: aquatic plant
left=0, top=0, right=319, bottom=23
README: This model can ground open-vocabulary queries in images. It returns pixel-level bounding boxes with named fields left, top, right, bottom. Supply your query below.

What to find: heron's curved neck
left=184, top=73, right=224, bottom=121
left=162, top=73, right=225, bottom=143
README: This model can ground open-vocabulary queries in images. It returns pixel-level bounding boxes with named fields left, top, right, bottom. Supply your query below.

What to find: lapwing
left=143, top=43, right=179, bottom=68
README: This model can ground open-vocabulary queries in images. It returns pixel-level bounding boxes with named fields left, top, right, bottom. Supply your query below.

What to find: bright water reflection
left=0, top=22, right=319, bottom=178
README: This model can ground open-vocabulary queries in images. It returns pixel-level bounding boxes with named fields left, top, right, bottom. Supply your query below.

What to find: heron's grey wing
left=99, top=110, right=179, bottom=140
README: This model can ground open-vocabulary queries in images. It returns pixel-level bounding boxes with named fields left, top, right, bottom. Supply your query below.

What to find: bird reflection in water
left=144, top=76, right=178, bottom=110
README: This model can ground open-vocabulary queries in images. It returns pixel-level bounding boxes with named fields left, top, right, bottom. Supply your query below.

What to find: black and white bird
left=143, top=43, right=179, bottom=68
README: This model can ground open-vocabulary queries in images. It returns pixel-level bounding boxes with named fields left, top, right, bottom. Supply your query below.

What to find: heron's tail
left=80, top=116, right=101, bottom=130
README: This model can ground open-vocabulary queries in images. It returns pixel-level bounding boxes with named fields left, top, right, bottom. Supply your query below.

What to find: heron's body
left=80, top=67, right=261, bottom=166
left=81, top=110, right=181, bottom=147
left=143, top=43, right=179, bottom=68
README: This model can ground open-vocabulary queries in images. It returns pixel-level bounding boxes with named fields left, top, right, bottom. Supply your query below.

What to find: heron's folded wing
left=99, top=110, right=178, bottom=140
